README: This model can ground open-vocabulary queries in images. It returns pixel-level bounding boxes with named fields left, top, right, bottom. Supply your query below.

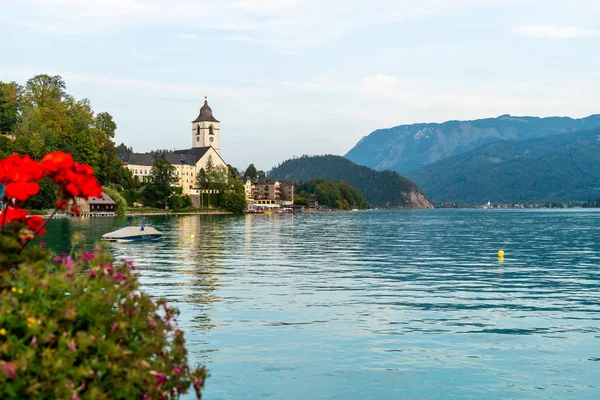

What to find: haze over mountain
left=269, top=155, right=433, bottom=209
left=345, top=114, right=600, bottom=175
left=406, top=127, right=600, bottom=204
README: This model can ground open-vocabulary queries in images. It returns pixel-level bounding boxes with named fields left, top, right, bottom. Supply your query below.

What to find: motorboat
left=102, top=216, right=163, bottom=242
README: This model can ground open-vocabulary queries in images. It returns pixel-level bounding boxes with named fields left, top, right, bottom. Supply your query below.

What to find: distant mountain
left=345, top=114, right=600, bottom=174
left=406, top=127, right=600, bottom=203
left=269, top=155, right=434, bottom=209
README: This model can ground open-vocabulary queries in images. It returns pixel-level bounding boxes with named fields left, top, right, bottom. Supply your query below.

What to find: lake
left=43, top=209, right=600, bottom=399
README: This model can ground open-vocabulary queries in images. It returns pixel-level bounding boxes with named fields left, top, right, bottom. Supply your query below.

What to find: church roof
left=192, top=98, right=219, bottom=123
left=163, top=153, right=196, bottom=166
left=173, top=147, right=212, bottom=163
left=125, top=152, right=155, bottom=166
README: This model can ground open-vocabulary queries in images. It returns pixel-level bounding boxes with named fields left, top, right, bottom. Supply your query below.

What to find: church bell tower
left=191, top=96, right=220, bottom=154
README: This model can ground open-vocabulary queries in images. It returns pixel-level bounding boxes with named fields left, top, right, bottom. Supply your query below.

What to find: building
left=242, top=177, right=255, bottom=204
left=243, top=178, right=295, bottom=210
left=118, top=97, right=228, bottom=197
left=279, top=180, right=294, bottom=205
left=0, top=131, right=16, bottom=141
left=69, top=192, right=117, bottom=216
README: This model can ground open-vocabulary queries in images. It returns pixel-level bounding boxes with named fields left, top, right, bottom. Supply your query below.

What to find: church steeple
left=192, top=96, right=219, bottom=123
left=191, top=96, right=220, bottom=154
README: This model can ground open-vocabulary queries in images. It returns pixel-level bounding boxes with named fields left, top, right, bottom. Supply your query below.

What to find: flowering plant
left=0, top=152, right=207, bottom=398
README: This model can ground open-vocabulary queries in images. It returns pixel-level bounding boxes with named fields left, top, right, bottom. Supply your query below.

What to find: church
left=120, top=97, right=228, bottom=197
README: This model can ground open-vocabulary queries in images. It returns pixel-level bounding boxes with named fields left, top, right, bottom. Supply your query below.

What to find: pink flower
left=114, top=273, right=122, bottom=280
left=31, top=336, right=37, bottom=348
left=151, top=371, right=167, bottom=387
left=72, top=394, right=81, bottom=400
left=67, top=339, right=77, bottom=353
left=111, top=322, right=119, bottom=333
left=82, top=252, right=94, bottom=261
left=172, top=366, right=183, bottom=375
left=87, top=271, right=97, bottom=279
left=2, top=361, right=16, bottom=379
left=193, top=378, right=204, bottom=390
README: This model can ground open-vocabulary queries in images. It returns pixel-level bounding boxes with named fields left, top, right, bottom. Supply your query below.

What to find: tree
left=7, top=74, right=128, bottom=187
left=227, top=164, right=239, bottom=177
left=142, top=158, right=178, bottom=209
left=167, top=186, right=192, bottom=210
left=0, top=81, right=20, bottom=132
left=0, top=136, right=14, bottom=158
left=257, top=169, right=266, bottom=178
left=103, top=186, right=127, bottom=216
left=244, top=163, right=258, bottom=178
left=94, top=112, right=117, bottom=138
left=23, top=178, right=59, bottom=210
left=220, top=179, right=247, bottom=213
left=294, top=196, right=309, bottom=206
left=117, top=143, right=132, bottom=153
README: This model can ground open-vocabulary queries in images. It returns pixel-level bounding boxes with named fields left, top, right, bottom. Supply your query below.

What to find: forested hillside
left=269, top=155, right=433, bottom=208
left=406, top=127, right=600, bottom=203
left=295, top=178, right=369, bottom=209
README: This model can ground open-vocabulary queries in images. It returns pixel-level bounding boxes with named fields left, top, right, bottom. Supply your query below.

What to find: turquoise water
left=44, top=210, right=600, bottom=399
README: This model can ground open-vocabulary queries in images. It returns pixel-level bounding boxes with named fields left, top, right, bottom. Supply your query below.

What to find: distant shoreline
left=126, top=210, right=233, bottom=216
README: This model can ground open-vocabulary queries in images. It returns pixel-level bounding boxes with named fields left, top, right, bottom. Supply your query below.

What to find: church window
left=196, top=136, right=200, bottom=142
left=196, top=125, right=200, bottom=135
left=209, top=125, right=214, bottom=135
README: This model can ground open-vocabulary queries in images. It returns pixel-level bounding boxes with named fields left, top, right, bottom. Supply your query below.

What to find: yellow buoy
left=190, top=235, right=195, bottom=240
left=498, top=250, right=505, bottom=258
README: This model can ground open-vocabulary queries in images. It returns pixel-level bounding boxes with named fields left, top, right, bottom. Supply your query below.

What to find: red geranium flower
left=0, top=207, right=29, bottom=226
left=0, top=153, right=43, bottom=183
left=25, top=215, right=46, bottom=236
left=41, top=151, right=103, bottom=208
left=0, top=154, right=43, bottom=203
left=5, top=181, right=40, bottom=202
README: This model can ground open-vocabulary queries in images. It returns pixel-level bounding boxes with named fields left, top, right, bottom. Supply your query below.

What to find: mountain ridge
left=406, top=127, right=600, bottom=203
left=269, top=155, right=433, bottom=209
left=345, top=114, right=600, bottom=174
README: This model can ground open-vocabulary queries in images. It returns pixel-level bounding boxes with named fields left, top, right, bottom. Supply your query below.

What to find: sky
left=1, top=0, right=599, bottom=171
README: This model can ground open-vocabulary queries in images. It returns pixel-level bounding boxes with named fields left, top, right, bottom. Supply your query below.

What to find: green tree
left=0, top=81, right=20, bottom=132
left=23, top=178, right=58, bottom=210
left=257, top=169, right=266, bottom=178
left=220, top=179, right=247, bottom=213
left=167, top=186, right=192, bottom=210
left=95, top=112, right=117, bottom=138
left=293, top=196, right=309, bottom=206
left=244, top=163, right=258, bottom=178
left=142, top=158, right=178, bottom=209
left=8, top=74, right=128, bottom=186
left=116, top=143, right=132, bottom=153
left=103, top=186, right=127, bottom=216
left=0, top=136, right=14, bottom=158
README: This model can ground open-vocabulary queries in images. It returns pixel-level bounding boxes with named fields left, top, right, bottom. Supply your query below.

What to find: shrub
left=102, top=186, right=127, bottom=216
left=0, top=152, right=206, bottom=398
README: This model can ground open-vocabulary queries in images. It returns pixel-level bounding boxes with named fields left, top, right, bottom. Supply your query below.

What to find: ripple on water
left=43, top=210, right=600, bottom=399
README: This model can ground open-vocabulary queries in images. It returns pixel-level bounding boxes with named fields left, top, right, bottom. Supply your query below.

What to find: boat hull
left=101, top=226, right=163, bottom=242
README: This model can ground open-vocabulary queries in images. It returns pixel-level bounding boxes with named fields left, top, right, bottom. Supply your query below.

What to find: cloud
left=513, top=25, right=599, bottom=38
left=11, top=0, right=494, bottom=47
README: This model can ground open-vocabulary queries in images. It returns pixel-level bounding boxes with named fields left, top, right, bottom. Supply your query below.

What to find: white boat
left=102, top=216, right=163, bottom=242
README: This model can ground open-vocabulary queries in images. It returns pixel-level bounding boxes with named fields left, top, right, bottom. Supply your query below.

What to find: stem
left=35, top=207, right=58, bottom=236
left=1, top=201, right=7, bottom=234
